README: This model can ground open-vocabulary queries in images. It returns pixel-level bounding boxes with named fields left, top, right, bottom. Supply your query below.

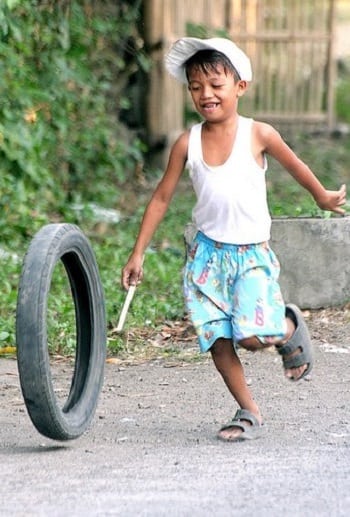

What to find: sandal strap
left=232, top=409, right=260, bottom=427
left=219, top=409, right=260, bottom=432
left=276, top=325, right=305, bottom=356
left=282, top=350, right=309, bottom=369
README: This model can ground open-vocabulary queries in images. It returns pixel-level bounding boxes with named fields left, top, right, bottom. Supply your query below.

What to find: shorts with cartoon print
left=183, top=231, right=287, bottom=353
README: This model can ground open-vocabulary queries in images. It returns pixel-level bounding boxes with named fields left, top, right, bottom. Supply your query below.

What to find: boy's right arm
left=121, top=132, right=189, bottom=290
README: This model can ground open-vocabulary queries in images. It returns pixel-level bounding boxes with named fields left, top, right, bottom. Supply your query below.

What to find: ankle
left=277, top=317, right=296, bottom=346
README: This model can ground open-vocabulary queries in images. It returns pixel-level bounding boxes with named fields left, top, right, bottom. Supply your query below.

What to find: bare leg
left=239, top=316, right=307, bottom=381
left=210, top=337, right=262, bottom=440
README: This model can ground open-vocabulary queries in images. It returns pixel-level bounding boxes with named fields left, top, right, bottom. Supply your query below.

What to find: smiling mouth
left=202, top=103, right=219, bottom=109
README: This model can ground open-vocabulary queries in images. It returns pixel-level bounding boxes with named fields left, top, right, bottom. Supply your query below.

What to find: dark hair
left=185, top=49, right=241, bottom=83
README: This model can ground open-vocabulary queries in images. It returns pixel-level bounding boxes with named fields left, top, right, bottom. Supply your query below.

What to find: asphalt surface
left=1, top=313, right=350, bottom=516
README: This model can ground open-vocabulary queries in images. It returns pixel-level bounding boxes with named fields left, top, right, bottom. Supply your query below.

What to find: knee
left=210, top=338, right=235, bottom=362
left=210, top=338, right=229, bottom=358
left=210, top=338, right=237, bottom=376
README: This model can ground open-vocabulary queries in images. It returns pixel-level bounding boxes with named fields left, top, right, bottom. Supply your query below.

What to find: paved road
left=1, top=330, right=350, bottom=516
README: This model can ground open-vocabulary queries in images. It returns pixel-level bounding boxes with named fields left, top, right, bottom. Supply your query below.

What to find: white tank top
left=187, top=116, right=271, bottom=244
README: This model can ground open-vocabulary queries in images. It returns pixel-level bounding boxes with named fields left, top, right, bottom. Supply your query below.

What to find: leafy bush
left=0, top=0, right=147, bottom=244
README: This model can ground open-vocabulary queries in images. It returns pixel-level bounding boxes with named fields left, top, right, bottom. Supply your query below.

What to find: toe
left=217, top=426, right=244, bottom=441
left=285, top=364, right=308, bottom=381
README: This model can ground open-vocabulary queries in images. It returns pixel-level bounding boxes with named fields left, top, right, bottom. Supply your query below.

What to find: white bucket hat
left=165, top=37, right=252, bottom=83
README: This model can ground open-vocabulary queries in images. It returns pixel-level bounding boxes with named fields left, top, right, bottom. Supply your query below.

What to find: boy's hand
left=122, top=255, right=143, bottom=290
left=316, top=184, right=347, bottom=215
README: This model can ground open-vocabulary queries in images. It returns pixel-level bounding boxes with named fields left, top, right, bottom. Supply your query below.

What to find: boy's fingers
left=128, top=275, right=139, bottom=287
left=339, top=184, right=347, bottom=203
left=335, top=207, right=346, bottom=215
left=122, top=270, right=133, bottom=290
left=122, top=269, right=142, bottom=290
left=339, top=186, right=347, bottom=209
left=339, top=184, right=346, bottom=197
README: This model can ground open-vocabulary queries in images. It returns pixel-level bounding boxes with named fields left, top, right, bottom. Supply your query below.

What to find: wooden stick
left=116, top=285, right=136, bottom=332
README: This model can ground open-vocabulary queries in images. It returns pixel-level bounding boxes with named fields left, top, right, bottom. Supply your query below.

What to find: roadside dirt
left=1, top=305, right=350, bottom=516
left=1, top=305, right=350, bottom=435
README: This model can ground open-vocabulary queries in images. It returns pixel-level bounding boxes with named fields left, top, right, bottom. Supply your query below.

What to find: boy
left=122, top=37, right=346, bottom=441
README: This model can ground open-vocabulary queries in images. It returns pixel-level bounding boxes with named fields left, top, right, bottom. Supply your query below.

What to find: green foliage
left=47, top=261, right=77, bottom=356
left=0, top=0, right=150, bottom=355
left=336, top=59, right=350, bottom=124
left=267, top=131, right=350, bottom=217
left=0, top=0, right=147, bottom=245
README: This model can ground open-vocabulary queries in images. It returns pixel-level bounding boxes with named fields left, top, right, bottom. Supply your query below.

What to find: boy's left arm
left=258, top=123, right=347, bottom=215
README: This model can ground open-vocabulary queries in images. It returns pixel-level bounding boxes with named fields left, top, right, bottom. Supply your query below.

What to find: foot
left=217, top=409, right=263, bottom=442
left=276, top=304, right=313, bottom=382
left=281, top=347, right=308, bottom=380
left=280, top=311, right=307, bottom=380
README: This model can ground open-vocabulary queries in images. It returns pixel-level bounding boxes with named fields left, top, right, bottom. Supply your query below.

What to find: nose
left=201, top=84, right=214, bottom=98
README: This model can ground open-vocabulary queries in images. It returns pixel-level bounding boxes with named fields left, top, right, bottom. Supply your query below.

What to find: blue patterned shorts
left=183, top=231, right=286, bottom=353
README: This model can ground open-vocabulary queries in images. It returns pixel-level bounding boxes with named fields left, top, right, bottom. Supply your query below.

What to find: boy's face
left=187, top=64, right=247, bottom=121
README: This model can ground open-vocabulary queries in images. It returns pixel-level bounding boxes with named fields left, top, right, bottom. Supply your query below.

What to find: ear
left=237, top=80, right=248, bottom=97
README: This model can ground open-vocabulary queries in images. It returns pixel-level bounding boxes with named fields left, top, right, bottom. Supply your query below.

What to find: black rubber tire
left=16, top=223, right=106, bottom=441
